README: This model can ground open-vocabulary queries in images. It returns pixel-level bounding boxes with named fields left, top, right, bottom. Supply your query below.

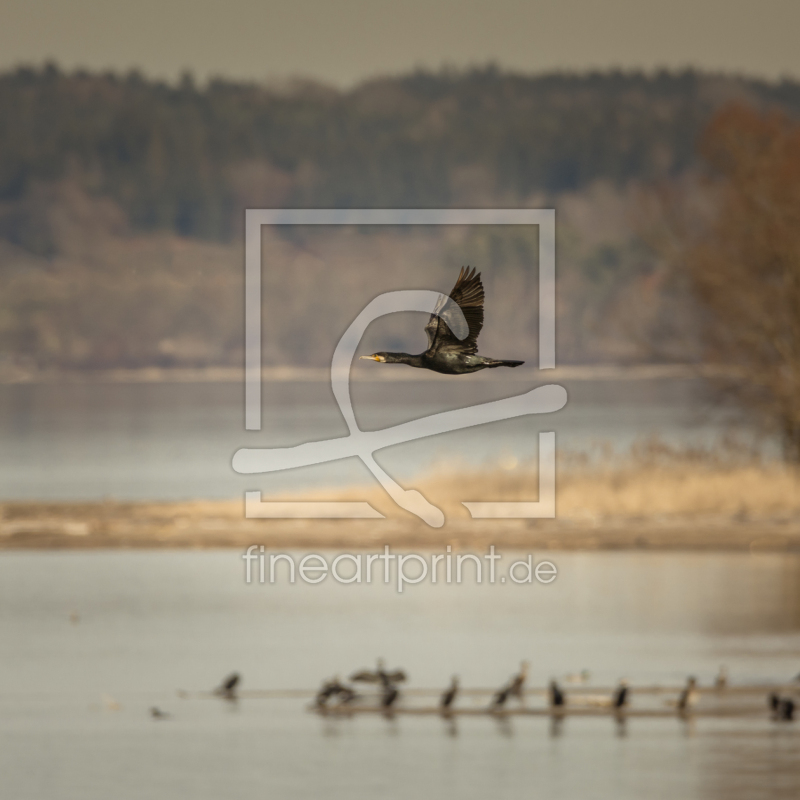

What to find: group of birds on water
left=142, top=665, right=799, bottom=723
left=313, top=661, right=798, bottom=722
left=314, top=659, right=632, bottom=716
left=316, top=659, right=406, bottom=712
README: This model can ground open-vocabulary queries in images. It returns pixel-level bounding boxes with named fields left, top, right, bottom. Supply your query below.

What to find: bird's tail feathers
left=487, top=359, right=524, bottom=368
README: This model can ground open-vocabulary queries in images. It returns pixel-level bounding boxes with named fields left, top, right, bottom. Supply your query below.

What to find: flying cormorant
left=360, top=268, right=524, bottom=374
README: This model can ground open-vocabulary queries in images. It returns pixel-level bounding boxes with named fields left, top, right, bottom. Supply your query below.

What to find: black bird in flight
left=360, top=267, right=524, bottom=375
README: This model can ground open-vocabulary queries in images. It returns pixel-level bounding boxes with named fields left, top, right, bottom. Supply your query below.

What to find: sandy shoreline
left=2, top=500, right=800, bottom=552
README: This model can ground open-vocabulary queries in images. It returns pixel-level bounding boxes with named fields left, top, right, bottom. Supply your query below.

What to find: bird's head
left=359, top=352, right=388, bottom=363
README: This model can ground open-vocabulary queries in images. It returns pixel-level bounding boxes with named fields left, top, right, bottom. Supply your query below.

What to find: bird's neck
left=383, top=352, right=426, bottom=368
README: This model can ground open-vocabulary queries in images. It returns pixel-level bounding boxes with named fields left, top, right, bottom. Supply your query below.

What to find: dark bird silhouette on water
left=491, top=684, right=512, bottom=710
left=315, top=677, right=356, bottom=708
left=549, top=680, right=566, bottom=708
left=508, top=661, right=529, bottom=700
left=349, top=659, right=407, bottom=687
left=360, top=267, right=524, bottom=375
left=491, top=661, right=529, bottom=710
left=677, top=676, right=698, bottom=713
left=440, top=676, right=459, bottom=712
left=214, top=672, right=240, bottom=700
left=612, top=679, right=629, bottom=710
left=381, top=683, right=400, bottom=711
left=770, top=693, right=796, bottom=721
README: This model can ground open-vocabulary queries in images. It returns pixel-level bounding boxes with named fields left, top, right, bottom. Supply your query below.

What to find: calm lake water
left=2, top=379, right=796, bottom=797
left=0, top=377, right=743, bottom=501
left=1, top=550, right=799, bottom=800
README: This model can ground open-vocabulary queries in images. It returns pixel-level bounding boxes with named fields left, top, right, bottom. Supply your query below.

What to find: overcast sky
left=1, top=0, right=798, bottom=87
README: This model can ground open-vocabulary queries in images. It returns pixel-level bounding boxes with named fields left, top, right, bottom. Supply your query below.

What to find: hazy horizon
left=2, top=0, right=799, bottom=88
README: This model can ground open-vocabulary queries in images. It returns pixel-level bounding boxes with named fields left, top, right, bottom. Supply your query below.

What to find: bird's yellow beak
left=359, top=355, right=383, bottom=362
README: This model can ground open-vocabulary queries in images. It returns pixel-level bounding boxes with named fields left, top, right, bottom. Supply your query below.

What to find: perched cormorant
left=360, top=268, right=524, bottom=375
left=677, top=676, right=698, bottom=713
left=770, top=694, right=796, bottom=721
left=549, top=680, right=566, bottom=708
left=440, top=676, right=459, bottom=711
left=508, top=661, right=529, bottom=700
left=315, top=677, right=356, bottom=707
left=491, top=661, right=529, bottom=709
left=612, top=679, right=629, bottom=709
left=214, top=672, right=240, bottom=700
left=491, top=685, right=512, bottom=710
left=381, top=683, right=400, bottom=709
left=338, top=685, right=357, bottom=704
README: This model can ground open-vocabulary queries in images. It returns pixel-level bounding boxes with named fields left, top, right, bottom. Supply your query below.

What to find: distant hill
left=2, top=64, right=800, bottom=248
left=0, top=65, right=794, bottom=371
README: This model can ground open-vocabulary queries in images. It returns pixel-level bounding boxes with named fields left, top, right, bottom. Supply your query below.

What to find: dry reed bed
left=329, top=439, right=800, bottom=524
left=2, top=441, right=799, bottom=549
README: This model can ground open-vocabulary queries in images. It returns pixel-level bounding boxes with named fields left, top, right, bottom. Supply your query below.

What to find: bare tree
left=683, top=104, right=800, bottom=461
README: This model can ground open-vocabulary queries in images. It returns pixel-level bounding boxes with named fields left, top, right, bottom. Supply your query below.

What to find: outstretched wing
left=424, top=267, right=485, bottom=355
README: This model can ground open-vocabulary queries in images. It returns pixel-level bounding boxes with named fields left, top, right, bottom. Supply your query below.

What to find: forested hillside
left=3, top=64, right=800, bottom=245
left=1, top=65, right=797, bottom=371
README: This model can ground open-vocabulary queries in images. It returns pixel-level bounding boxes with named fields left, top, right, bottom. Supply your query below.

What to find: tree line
left=2, top=63, right=800, bottom=249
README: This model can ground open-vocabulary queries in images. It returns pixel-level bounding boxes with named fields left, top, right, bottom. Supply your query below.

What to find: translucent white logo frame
left=232, top=209, right=565, bottom=528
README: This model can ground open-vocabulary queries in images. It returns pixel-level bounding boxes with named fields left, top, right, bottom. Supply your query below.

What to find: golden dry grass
left=317, top=438, right=800, bottom=524
left=2, top=438, right=799, bottom=550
